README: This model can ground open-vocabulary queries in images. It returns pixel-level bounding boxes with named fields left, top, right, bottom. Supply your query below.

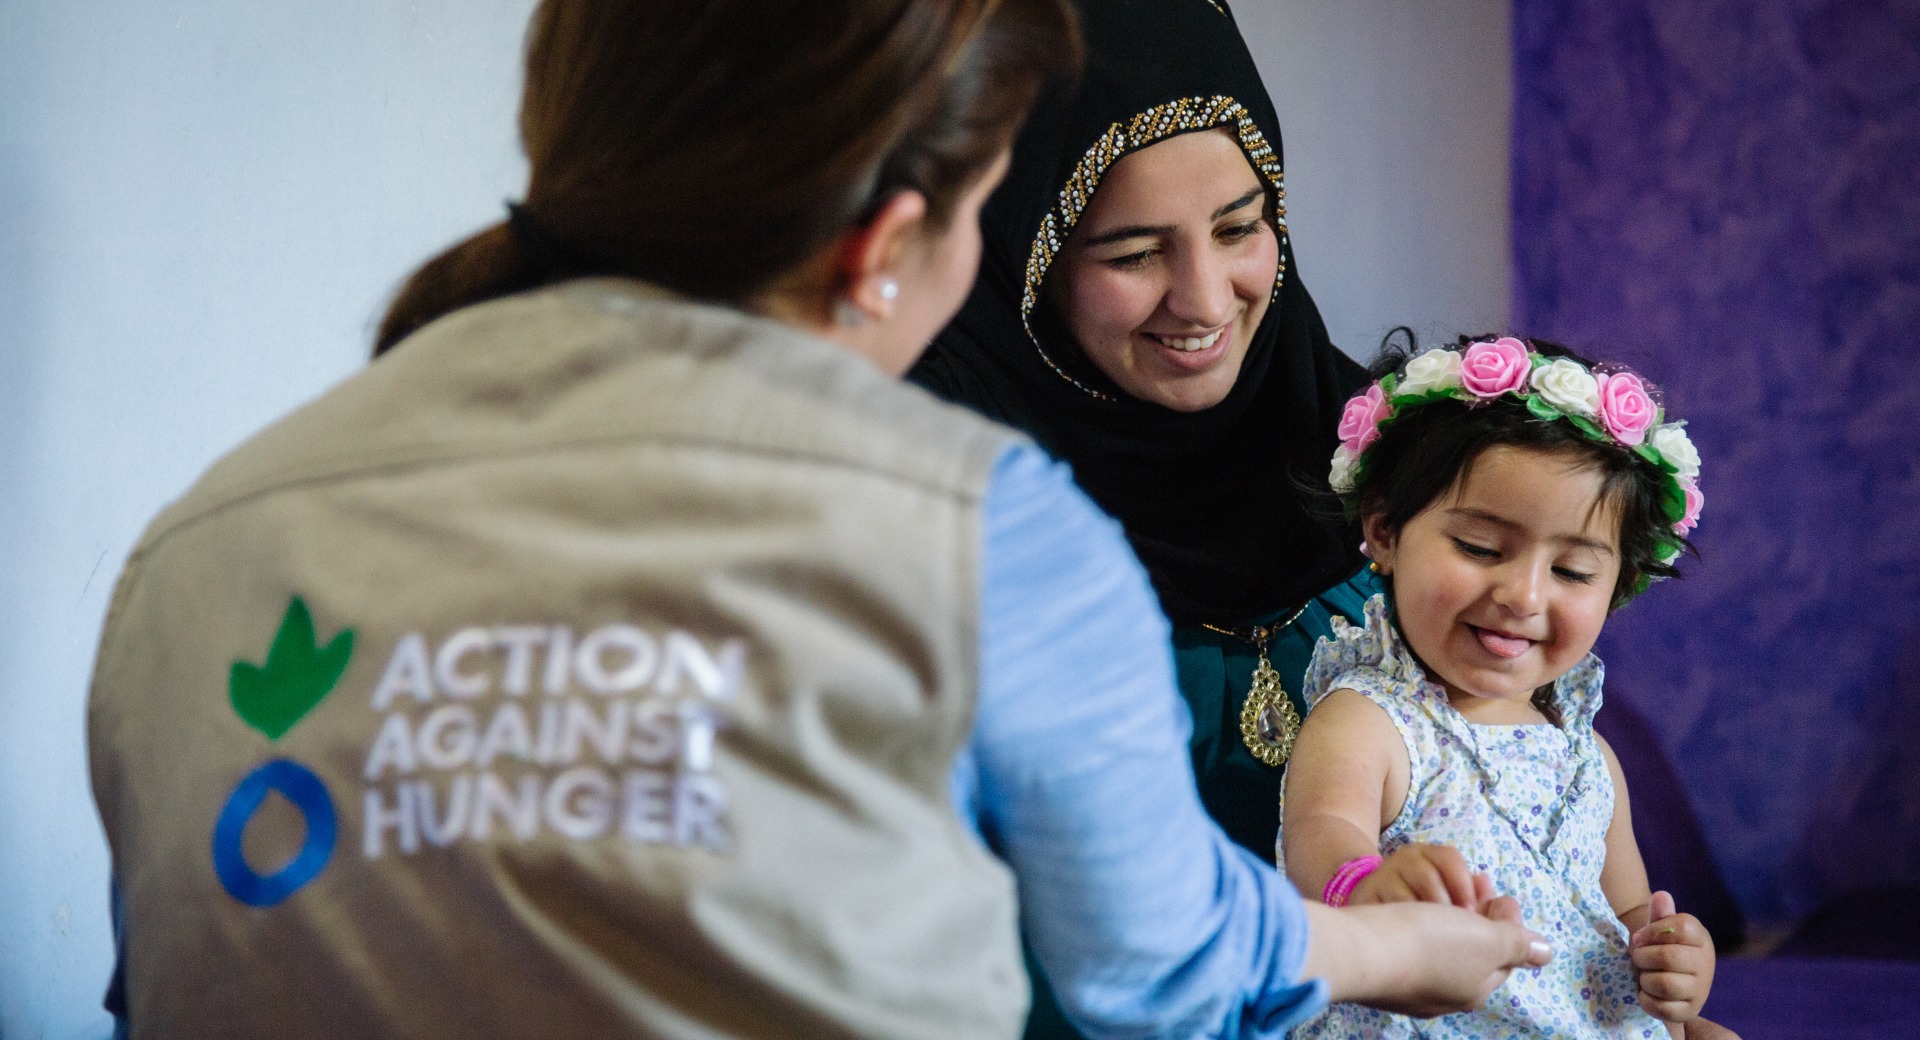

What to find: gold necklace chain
left=1203, top=603, right=1311, bottom=768
left=1200, top=602, right=1311, bottom=649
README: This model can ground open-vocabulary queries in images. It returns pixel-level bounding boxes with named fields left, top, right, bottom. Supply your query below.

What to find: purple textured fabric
left=1706, top=957, right=1920, bottom=1038
left=1513, top=0, right=1920, bottom=929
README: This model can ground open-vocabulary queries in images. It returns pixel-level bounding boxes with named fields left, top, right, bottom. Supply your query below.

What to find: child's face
left=1366, top=445, right=1622, bottom=717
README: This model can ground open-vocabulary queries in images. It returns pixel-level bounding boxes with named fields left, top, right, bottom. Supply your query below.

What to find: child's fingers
left=1638, top=967, right=1701, bottom=1003
left=1633, top=911, right=1710, bottom=949
left=1649, top=889, right=1676, bottom=922
left=1373, top=876, right=1413, bottom=904
left=1472, top=871, right=1496, bottom=909
left=1481, top=894, right=1522, bottom=926
left=1630, top=941, right=1704, bottom=975
left=1636, top=986, right=1697, bottom=1023
left=1356, top=872, right=1416, bottom=905
left=1423, top=844, right=1480, bottom=909
left=1403, top=861, right=1452, bottom=905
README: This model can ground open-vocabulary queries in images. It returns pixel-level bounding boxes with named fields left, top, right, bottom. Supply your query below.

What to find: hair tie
left=504, top=200, right=610, bottom=279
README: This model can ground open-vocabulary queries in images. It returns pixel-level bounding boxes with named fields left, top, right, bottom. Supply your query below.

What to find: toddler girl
left=1280, top=336, right=1714, bottom=1039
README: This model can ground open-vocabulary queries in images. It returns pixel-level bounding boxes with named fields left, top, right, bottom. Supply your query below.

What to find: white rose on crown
left=1329, top=445, right=1360, bottom=494
left=1528, top=358, right=1600, bottom=418
left=1395, top=349, right=1463, bottom=397
left=1649, top=423, right=1700, bottom=480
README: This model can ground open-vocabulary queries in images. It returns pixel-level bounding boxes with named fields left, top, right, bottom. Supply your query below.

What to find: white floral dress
left=1279, top=595, right=1667, bottom=1039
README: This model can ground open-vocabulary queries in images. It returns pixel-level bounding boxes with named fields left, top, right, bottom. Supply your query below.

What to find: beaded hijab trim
left=1021, top=96, right=1287, bottom=400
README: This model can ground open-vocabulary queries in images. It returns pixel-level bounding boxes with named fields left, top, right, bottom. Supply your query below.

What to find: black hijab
left=910, top=0, right=1365, bottom=626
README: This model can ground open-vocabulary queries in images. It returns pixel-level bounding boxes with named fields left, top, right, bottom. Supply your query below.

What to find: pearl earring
left=835, top=279, right=899, bottom=327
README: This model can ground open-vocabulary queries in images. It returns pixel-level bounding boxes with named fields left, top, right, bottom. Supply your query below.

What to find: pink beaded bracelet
left=1322, top=854, right=1384, bottom=907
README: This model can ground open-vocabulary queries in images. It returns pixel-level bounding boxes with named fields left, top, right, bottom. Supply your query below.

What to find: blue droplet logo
left=211, top=759, right=337, bottom=907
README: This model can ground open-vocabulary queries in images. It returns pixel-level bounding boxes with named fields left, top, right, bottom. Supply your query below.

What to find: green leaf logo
left=230, top=596, right=355, bottom=740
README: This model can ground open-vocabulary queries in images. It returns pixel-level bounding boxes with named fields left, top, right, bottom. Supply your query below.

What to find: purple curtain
left=1512, top=0, right=1920, bottom=929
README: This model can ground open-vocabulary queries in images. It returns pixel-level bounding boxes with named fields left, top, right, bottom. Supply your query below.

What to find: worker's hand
left=1305, top=896, right=1552, bottom=1017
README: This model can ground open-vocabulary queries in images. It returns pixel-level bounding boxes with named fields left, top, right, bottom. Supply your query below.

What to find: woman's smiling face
left=1049, top=128, right=1279, bottom=412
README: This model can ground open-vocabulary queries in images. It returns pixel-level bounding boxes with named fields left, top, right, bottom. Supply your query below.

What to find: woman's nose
left=1163, top=242, right=1234, bottom=328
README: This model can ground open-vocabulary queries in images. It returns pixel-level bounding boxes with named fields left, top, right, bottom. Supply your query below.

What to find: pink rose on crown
left=1338, top=383, right=1390, bottom=453
left=1677, top=478, right=1704, bottom=535
left=1596, top=371, right=1658, bottom=446
left=1459, top=338, right=1532, bottom=398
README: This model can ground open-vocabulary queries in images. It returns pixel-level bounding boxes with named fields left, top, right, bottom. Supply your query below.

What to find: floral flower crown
left=1330, top=337, right=1703, bottom=569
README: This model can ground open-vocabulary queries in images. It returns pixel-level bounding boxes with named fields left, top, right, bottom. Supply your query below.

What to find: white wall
left=0, top=2, right=535, bottom=1036
left=0, top=2, right=1509, bottom=1035
left=1236, top=0, right=1512, bottom=360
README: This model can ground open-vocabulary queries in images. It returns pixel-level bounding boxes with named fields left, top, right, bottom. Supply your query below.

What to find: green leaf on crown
left=229, top=596, right=355, bottom=741
left=1387, top=388, right=1462, bottom=409
left=1635, top=443, right=1681, bottom=475
left=1659, top=478, right=1688, bottom=524
left=1525, top=394, right=1564, bottom=423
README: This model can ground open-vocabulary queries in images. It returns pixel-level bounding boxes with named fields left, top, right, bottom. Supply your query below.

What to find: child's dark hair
left=1355, top=333, right=1690, bottom=610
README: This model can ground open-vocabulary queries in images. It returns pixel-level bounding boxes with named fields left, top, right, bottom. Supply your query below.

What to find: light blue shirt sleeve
left=954, top=442, right=1330, bottom=1040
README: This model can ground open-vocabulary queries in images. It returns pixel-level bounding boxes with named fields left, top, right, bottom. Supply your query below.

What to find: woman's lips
left=1145, top=327, right=1228, bottom=371
left=1470, top=624, right=1534, bottom=660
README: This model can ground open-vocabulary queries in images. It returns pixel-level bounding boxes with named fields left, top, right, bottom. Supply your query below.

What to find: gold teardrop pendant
left=1239, top=646, right=1301, bottom=768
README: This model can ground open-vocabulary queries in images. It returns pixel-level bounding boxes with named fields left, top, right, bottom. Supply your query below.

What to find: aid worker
left=88, top=1, right=1551, bottom=1037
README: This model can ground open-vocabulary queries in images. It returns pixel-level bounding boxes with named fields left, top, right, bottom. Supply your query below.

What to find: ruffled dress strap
left=1302, top=594, right=1449, bottom=714
left=1549, top=651, right=1607, bottom=730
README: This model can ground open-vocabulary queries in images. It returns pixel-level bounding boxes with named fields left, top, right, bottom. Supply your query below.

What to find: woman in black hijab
left=913, top=0, right=1371, bottom=867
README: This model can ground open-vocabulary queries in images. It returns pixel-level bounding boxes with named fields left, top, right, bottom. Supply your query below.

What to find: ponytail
left=376, top=222, right=543, bottom=356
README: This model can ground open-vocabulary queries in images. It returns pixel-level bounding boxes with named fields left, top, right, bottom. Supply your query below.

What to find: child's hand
left=1349, top=842, right=1492, bottom=910
left=1629, top=890, right=1715, bottom=1024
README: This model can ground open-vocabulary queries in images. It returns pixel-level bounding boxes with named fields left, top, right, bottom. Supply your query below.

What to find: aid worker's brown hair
left=374, top=0, right=1081, bottom=356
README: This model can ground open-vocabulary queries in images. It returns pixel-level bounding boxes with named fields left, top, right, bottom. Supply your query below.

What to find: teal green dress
left=1173, top=566, right=1383, bottom=860
left=1021, top=565, right=1383, bottom=1039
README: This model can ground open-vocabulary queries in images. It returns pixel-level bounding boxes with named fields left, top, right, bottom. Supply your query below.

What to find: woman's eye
left=1103, top=248, right=1156, bottom=271
left=1451, top=538, right=1499, bottom=560
left=1218, top=220, right=1265, bottom=242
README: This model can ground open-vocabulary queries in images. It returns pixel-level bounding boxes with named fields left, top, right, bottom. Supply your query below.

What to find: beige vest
left=89, top=280, right=1027, bottom=1039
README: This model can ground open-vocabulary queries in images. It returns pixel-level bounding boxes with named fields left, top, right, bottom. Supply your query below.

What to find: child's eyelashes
left=1451, top=537, right=1500, bottom=561
left=1451, top=537, right=1599, bottom=585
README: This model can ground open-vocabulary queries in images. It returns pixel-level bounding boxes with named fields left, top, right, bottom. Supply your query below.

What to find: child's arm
left=1282, top=690, right=1485, bottom=909
left=1595, top=734, right=1716, bottom=1039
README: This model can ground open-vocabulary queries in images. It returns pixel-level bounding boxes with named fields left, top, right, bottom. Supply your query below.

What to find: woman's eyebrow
left=1079, top=222, right=1173, bottom=248
left=1211, top=186, right=1264, bottom=220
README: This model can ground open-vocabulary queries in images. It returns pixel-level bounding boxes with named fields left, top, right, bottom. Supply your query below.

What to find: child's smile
left=1367, top=445, right=1623, bottom=723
